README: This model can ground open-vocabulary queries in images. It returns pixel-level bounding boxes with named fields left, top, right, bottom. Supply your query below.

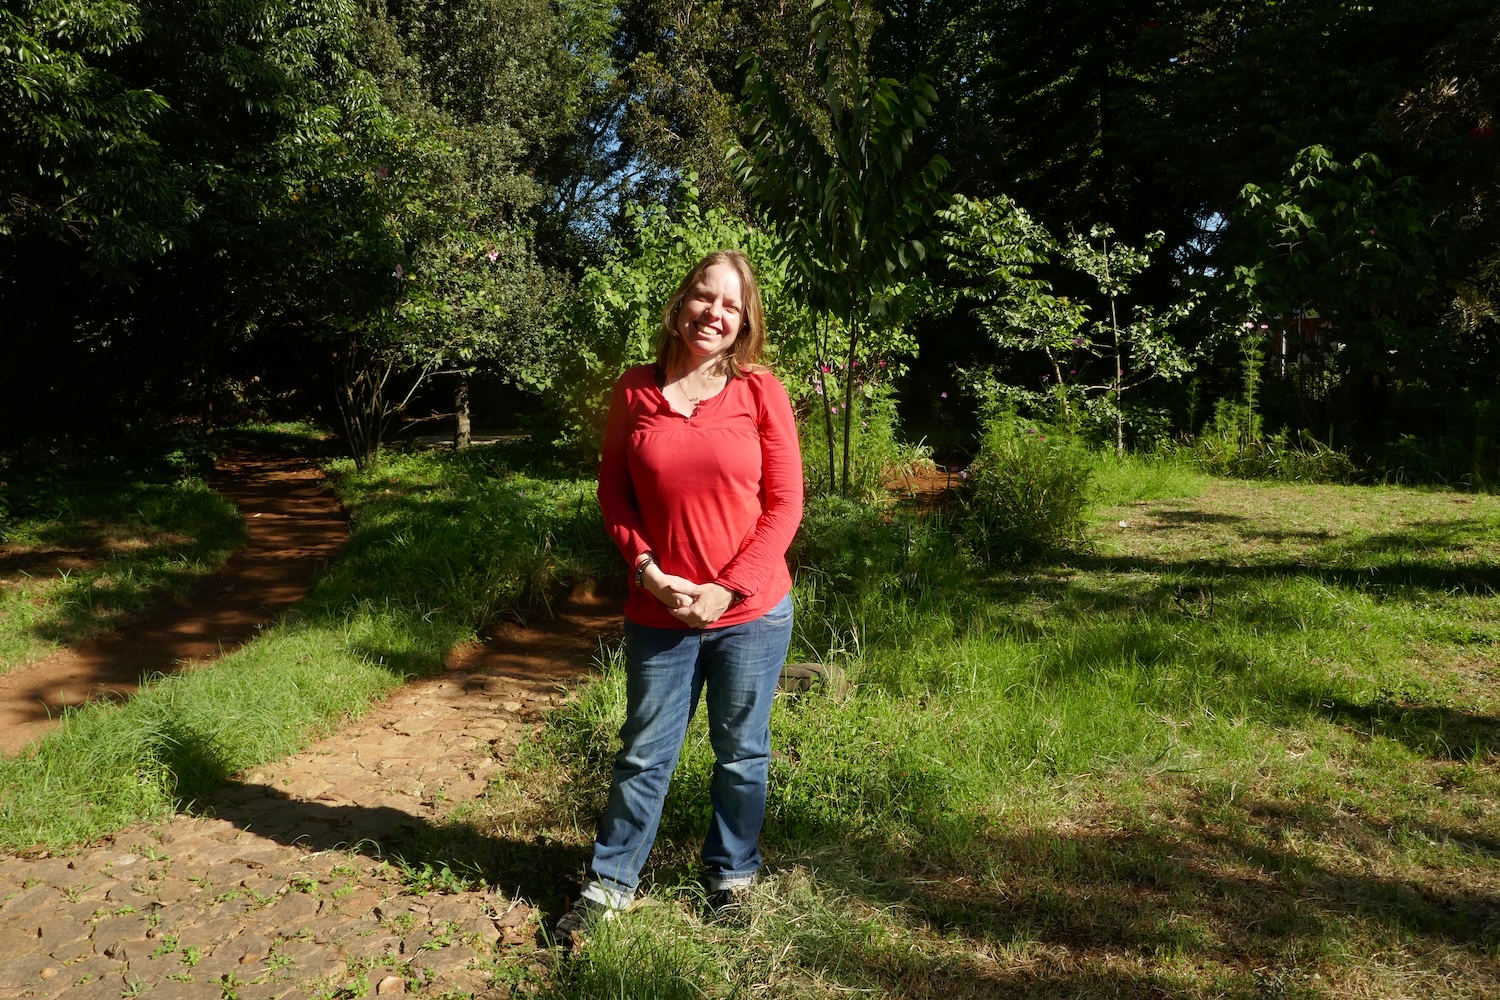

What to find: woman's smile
left=676, top=263, right=744, bottom=361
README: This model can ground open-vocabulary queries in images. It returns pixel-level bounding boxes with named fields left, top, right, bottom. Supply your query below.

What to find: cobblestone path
left=0, top=596, right=619, bottom=1000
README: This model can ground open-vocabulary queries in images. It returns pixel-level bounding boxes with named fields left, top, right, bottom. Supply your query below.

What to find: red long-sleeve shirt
left=597, top=364, right=804, bottom=629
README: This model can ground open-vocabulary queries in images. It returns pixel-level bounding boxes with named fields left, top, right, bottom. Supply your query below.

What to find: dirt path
left=0, top=592, right=618, bottom=999
left=0, top=449, right=624, bottom=998
left=0, top=452, right=348, bottom=755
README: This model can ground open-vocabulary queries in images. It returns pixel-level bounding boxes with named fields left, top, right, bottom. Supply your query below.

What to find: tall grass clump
left=1187, top=400, right=1359, bottom=483
left=0, top=439, right=613, bottom=850
left=1087, top=450, right=1206, bottom=507
left=957, top=411, right=1092, bottom=566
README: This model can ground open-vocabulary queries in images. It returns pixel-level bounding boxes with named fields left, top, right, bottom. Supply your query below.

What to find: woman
left=557, top=249, right=804, bottom=943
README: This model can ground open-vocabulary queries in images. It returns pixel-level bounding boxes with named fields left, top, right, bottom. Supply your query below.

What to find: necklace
left=674, top=370, right=725, bottom=406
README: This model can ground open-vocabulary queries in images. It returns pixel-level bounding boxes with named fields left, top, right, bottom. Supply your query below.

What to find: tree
left=943, top=194, right=1196, bottom=453
left=1230, top=145, right=1444, bottom=434
left=734, top=0, right=948, bottom=493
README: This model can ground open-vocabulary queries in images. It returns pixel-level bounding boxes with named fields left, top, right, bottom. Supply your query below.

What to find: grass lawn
left=482, top=460, right=1500, bottom=999
left=0, top=466, right=246, bottom=673
left=2, top=440, right=1495, bottom=997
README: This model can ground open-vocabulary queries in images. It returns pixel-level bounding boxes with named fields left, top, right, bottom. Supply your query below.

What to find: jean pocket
left=759, top=595, right=794, bottom=628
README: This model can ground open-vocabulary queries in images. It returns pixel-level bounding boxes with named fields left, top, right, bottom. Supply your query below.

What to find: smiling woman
left=556, top=249, right=804, bottom=945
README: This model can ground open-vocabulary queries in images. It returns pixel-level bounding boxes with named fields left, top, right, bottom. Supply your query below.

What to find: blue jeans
left=581, top=594, right=794, bottom=908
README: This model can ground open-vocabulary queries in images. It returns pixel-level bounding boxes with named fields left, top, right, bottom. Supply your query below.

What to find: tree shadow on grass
left=1314, top=694, right=1500, bottom=763
left=767, top=792, right=1500, bottom=996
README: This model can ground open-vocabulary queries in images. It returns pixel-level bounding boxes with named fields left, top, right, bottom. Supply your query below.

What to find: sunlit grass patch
left=492, top=468, right=1500, bottom=998
left=0, top=474, right=246, bottom=673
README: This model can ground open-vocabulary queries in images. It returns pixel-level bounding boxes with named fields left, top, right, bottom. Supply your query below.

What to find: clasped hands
left=639, top=561, right=735, bottom=627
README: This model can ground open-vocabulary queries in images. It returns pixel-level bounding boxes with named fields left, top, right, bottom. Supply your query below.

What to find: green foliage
left=1187, top=420, right=1361, bottom=485
left=958, top=412, right=1092, bottom=566
left=1232, top=145, right=1445, bottom=396
left=733, top=0, right=949, bottom=492
left=0, top=0, right=181, bottom=264
left=790, top=495, right=909, bottom=603
left=942, top=194, right=1198, bottom=454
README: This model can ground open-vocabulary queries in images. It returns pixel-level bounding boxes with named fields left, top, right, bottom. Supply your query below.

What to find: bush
left=790, top=495, right=909, bottom=601
left=957, top=412, right=1092, bottom=566
left=1186, top=402, right=1359, bottom=483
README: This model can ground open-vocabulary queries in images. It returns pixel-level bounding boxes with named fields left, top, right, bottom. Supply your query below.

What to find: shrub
left=789, top=495, right=908, bottom=601
left=1186, top=404, right=1359, bottom=483
left=958, top=412, right=1092, bottom=566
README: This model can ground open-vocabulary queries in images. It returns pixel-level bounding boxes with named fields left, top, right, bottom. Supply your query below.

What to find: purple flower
left=1041, top=374, right=1050, bottom=383
left=1069, top=369, right=1076, bottom=375
left=375, top=165, right=389, bottom=179
left=1073, top=336, right=1085, bottom=346
left=959, top=470, right=969, bottom=480
left=940, top=391, right=948, bottom=399
left=393, top=264, right=404, bottom=278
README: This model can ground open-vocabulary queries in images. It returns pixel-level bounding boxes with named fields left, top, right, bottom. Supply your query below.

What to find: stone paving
left=0, top=600, right=618, bottom=1000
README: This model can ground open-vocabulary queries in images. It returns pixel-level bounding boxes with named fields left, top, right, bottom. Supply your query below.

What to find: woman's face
left=675, top=263, right=744, bottom=364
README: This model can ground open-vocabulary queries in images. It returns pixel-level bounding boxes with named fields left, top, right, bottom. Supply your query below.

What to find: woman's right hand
left=640, top=563, right=695, bottom=610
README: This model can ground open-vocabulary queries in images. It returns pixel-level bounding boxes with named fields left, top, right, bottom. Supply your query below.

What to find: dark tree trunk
left=454, top=373, right=472, bottom=449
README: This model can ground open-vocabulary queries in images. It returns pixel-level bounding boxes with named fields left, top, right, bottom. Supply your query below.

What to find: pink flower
left=821, top=365, right=831, bottom=373
left=393, top=264, right=404, bottom=278
left=486, top=249, right=499, bottom=263
left=940, top=391, right=948, bottom=399
left=375, top=165, right=389, bottom=179
left=877, top=360, right=886, bottom=368
left=830, top=405, right=839, bottom=414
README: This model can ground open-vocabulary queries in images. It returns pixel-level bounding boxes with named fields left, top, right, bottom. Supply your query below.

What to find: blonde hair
left=656, top=249, right=768, bottom=378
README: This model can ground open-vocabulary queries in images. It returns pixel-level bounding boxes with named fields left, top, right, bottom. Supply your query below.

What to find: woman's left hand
left=669, top=582, right=737, bottom=628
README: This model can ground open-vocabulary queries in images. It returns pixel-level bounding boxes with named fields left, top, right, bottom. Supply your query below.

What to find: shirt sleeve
left=712, top=374, right=804, bottom=598
left=597, top=374, right=653, bottom=566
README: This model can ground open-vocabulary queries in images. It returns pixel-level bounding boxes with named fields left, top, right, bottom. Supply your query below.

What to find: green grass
left=6, top=438, right=1496, bottom=996
left=492, top=464, right=1500, bottom=999
left=0, top=470, right=247, bottom=673
left=0, top=441, right=612, bottom=850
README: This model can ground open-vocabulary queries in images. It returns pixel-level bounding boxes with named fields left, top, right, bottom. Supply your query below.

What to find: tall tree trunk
left=454, top=373, right=472, bottom=449
left=820, top=314, right=837, bottom=495
left=840, top=318, right=860, bottom=493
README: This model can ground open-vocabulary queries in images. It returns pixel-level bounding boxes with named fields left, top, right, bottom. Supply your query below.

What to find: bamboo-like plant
left=731, top=0, right=948, bottom=493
